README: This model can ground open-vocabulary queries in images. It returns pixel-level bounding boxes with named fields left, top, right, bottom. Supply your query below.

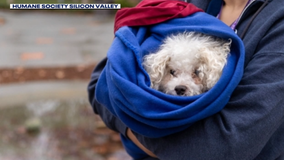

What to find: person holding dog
left=88, top=0, right=284, bottom=159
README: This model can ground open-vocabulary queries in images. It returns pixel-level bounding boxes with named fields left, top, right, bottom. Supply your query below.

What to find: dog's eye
left=170, top=69, right=176, bottom=76
left=194, top=70, right=200, bottom=76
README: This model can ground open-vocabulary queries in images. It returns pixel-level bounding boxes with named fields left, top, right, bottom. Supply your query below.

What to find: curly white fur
left=143, top=32, right=231, bottom=96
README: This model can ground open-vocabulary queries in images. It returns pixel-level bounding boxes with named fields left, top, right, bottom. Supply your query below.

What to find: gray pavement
left=0, top=10, right=114, bottom=68
left=0, top=10, right=115, bottom=106
left=0, top=80, right=89, bottom=108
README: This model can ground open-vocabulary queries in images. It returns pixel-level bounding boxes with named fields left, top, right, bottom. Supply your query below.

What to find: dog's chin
left=166, top=90, right=188, bottom=96
left=165, top=90, right=198, bottom=96
left=159, top=87, right=201, bottom=97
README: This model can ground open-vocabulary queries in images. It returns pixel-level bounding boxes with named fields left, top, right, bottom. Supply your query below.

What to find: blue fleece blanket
left=96, top=12, right=244, bottom=138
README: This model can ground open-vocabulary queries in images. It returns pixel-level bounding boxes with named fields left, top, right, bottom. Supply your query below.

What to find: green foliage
left=114, top=0, right=137, bottom=8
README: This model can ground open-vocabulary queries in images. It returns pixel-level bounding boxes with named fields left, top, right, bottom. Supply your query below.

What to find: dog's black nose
left=175, top=85, right=187, bottom=96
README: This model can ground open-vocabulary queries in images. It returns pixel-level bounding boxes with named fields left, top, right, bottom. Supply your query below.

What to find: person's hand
left=126, top=128, right=158, bottom=158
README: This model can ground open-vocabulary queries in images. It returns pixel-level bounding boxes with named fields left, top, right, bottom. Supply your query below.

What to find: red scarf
left=114, top=0, right=203, bottom=33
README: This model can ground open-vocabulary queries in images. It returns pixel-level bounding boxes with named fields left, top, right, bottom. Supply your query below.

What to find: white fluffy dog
left=143, top=32, right=231, bottom=96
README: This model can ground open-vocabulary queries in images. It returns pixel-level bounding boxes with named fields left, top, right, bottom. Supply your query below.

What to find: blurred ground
left=0, top=64, right=96, bottom=84
left=0, top=9, right=112, bottom=102
left=0, top=9, right=113, bottom=83
left=0, top=10, right=132, bottom=160
left=0, top=98, right=131, bottom=160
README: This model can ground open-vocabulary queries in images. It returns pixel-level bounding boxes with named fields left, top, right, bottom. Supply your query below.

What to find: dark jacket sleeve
left=88, top=58, right=128, bottom=136
left=133, top=53, right=284, bottom=159
left=132, top=18, right=284, bottom=160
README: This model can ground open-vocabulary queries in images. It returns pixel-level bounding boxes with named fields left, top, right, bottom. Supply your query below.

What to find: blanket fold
left=96, top=1, right=245, bottom=139
left=114, top=0, right=203, bottom=33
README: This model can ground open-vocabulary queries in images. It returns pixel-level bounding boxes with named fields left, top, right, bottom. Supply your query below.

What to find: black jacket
left=88, top=0, right=284, bottom=159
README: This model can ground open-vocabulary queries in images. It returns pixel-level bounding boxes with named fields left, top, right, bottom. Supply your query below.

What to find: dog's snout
left=175, top=85, right=187, bottom=96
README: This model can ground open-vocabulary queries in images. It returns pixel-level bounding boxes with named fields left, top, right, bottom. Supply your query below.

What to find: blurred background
left=0, top=0, right=139, bottom=159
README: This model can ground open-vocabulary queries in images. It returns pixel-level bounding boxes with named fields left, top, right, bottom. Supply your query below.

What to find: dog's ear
left=143, top=50, right=171, bottom=89
left=199, top=39, right=231, bottom=91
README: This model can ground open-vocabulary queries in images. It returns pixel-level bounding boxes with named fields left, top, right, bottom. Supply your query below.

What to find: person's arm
left=130, top=23, right=284, bottom=160
left=88, top=57, right=159, bottom=159
left=127, top=128, right=157, bottom=158
left=88, top=58, right=160, bottom=160
left=132, top=53, right=284, bottom=160
left=88, top=58, right=128, bottom=136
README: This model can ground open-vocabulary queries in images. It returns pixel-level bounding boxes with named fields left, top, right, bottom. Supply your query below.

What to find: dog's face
left=143, top=32, right=231, bottom=96
left=157, top=54, right=206, bottom=96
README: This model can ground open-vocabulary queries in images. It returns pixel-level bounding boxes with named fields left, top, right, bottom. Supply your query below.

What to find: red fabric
left=114, top=0, right=203, bottom=33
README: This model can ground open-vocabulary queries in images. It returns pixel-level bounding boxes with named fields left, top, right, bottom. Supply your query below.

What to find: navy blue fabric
left=206, top=0, right=223, bottom=16
left=120, top=135, right=149, bottom=159
left=95, top=11, right=245, bottom=139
